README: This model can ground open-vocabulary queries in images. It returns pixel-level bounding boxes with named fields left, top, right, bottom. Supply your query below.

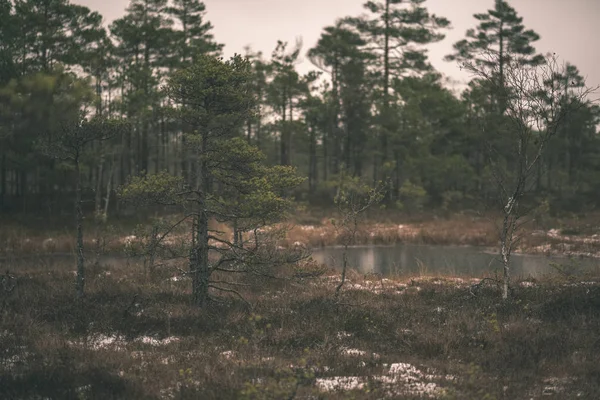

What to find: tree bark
left=335, top=243, right=349, bottom=297
left=500, top=213, right=511, bottom=300
left=280, top=92, right=289, bottom=165
left=233, top=219, right=243, bottom=247
left=181, top=134, right=188, bottom=183
left=95, top=142, right=105, bottom=218
left=498, top=21, right=506, bottom=115
left=192, top=196, right=210, bottom=306
left=157, top=108, right=164, bottom=173
left=379, top=0, right=391, bottom=176
left=0, top=152, right=6, bottom=210
left=191, top=133, right=210, bottom=307
left=331, top=60, right=341, bottom=176
left=308, top=124, right=317, bottom=195
left=75, top=156, right=86, bottom=298
left=20, top=170, right=27, bottom=213
left=246, top=119, right=252, bottom=144
left=500, top=195, right=517, bottom=301
left=103, top=156, right=115, bottom=221
left=256, top=100, right=262, bottom=150
left=323, top=125, right=328, bottom=182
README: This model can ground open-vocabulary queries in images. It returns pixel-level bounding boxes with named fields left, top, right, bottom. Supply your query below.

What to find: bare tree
left=333, top=172, right=385, bottom=298
left=462, top=52, right=597, bottom=299
left=39, top=115, right=129, bottom=298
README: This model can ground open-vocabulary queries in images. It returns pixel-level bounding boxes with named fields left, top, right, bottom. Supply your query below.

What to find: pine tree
left=243, top=47, right=269, bottom=149
left=299, top=88, right=324, bottom=195
left=345, top=0, right=450, bottom=181
left=0, top=0, right=17, bottom=85
left=309, top=22, right=369, bottom=178
left=445, top=0, right=544, bottom=113
left=120, top=55, right=303, bottom=307
left=1, top=0, right=106, bottom=212
left=164, top=1, right=223, bottom=184
left=0, top=0, right=16, bottom=209
left=312, top=23, right=375, bottom=179
left=266, top=40, right=303, bottom=166
left=165, top=0, right=223, bottom=68
left=110, top=0, right=174, bottom=176
left=9, top=0, right=105, bottom=73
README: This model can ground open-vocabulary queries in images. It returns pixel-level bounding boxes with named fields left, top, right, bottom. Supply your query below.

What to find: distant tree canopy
left=0, top=0, right=598, bottom=217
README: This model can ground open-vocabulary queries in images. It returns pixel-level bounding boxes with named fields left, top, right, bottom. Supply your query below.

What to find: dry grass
left=286, top=213, right=600, bottom=258
left=1, top=255, right=599, bottom=399
left=285, top=215, right=496, bottom=249
left=3, top=211, right=600, bottom=259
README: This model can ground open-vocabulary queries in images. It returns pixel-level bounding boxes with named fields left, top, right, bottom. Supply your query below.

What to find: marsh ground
left=1, top=255, right=599, bottom=399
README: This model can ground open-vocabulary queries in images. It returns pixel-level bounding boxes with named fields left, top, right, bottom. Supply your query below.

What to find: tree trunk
left=191, top=133, right=210, bottom=307
left=564, top=132, right=571, bottom=181
left=331, top=60, right=340, bottom=176
left=280, top=94, right=289, bottom=166
left=192, top=195, right=210, bottom=307
left=75, top=157, right=86, bottom=298
left=288, top=98, right=294, bottom=165
left=393, top=151, right=401, bottom=201
left=20, top=170, right=27, bottom=213
left=95, top=143, right=105, bottom=218
left=379, top=0, right=391, bottom=175
left=163, top=111, right=170, bottom=173
left=256, top=101, right=262, bottom=150
left=344, top=124, right=351, bottom=172
left=247, top=119, right=252, bottom=144
left=181, top=134, right=188, bottom=183
left=0, top=152, right=6, bottom=210
left=141, top=49, right=150, bottom=175
left=323, top=126, right=328, bottom=182
left=498, top=22, right=506, bottom=115
left=500, top=211, right=511, bottom=300
left=103, top=156, right=115, bottom=221
left=141, top=122, right=149, bottom=174
left=145, top=224, right=159, bottom=275
left=335, top=243, right=349, bottom=297
left=233, top=219, right=243, bottom=247
left=372, top=154, right=379, bottom=184
left=158, top=109, right=165, bottom=173
left=353, top=144, right=363, bottom=177
left=126, top=126, right=132, bottom=180
left=308, top=124, right=317, bottom=195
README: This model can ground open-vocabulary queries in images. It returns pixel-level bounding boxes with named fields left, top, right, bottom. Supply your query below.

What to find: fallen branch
left=208, top=284, right=253, bottom=310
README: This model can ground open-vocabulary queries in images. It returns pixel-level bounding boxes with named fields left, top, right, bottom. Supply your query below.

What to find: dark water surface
left=311, top=244, right=600, bottom=278
left=3, top=244, right=599, bottom=279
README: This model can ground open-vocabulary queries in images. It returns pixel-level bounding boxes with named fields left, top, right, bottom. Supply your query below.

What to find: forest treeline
left=0, top=0, right=598, bottom=217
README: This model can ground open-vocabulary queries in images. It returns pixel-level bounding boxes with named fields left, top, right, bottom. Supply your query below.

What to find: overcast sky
left=73, top=0, right=600, bottom=91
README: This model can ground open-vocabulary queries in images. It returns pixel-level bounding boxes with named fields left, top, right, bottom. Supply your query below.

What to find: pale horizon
left=73, top=0, right=600, bottom=92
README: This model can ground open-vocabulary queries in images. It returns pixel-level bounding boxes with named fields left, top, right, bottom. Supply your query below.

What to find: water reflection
left=311, top=244, right=600, bottom=278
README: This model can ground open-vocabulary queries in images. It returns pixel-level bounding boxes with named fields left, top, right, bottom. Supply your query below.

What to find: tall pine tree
left=445, top=0, right=544, bottom=114
left=345, top=0, right=450, bottom=182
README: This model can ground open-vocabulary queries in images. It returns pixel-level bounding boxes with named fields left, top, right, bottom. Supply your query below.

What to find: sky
left=73, top=0, right=600, bottom=92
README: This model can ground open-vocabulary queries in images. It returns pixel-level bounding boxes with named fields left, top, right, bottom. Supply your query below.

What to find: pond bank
left=285, top=216, right=600, bottom=259
left=2, top=213, right=599, bottom=259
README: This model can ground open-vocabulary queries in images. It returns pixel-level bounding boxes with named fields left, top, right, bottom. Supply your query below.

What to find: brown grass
left=1, top=255, right=599, bottom=399
left=284, top=214, right=496, bottom=249
left=3, top=211, right=600, bottom=259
